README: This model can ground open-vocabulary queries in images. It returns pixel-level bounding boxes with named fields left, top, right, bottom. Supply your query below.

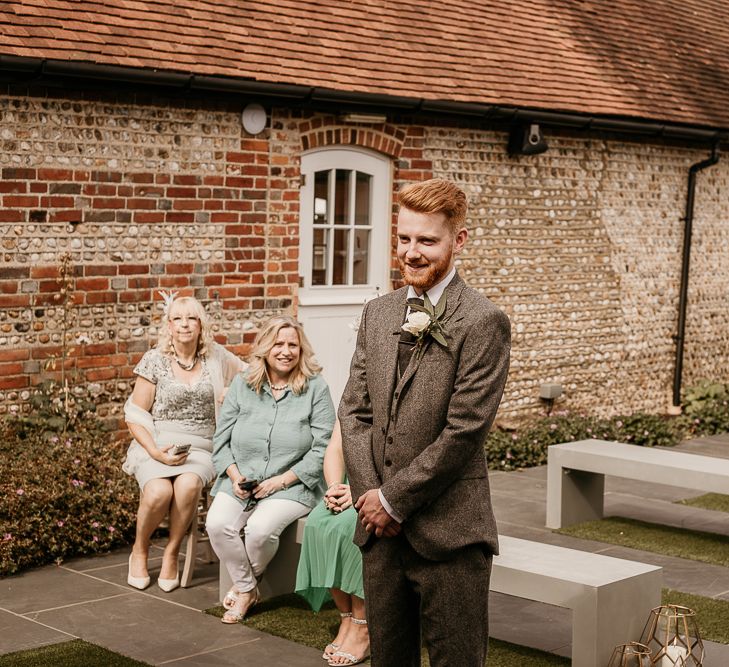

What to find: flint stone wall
left=426, top=128, right=729, bottom=416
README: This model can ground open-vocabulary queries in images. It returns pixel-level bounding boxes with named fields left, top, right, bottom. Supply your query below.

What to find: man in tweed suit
left=339, top=179, right=511, bottom=667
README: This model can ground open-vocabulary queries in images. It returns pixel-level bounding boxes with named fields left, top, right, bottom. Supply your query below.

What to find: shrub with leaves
left=682, top=380, right=729, bottom=436
left=485, top=428, right=535, bottom=471
left=0, top=414, right=137, bottom=577
left=683, top=380, right=728, bottom=415
left=15, top=379, right=99, bottom=435
left=610, top=413, right=682, bottom=448
left=486, top=411, right=686, bottom=472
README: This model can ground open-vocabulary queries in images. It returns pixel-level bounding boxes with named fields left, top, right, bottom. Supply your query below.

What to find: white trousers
left=206, top=491, right=309, bottom=593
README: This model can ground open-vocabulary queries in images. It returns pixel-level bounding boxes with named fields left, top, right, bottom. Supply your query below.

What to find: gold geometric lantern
left=639, top=605, right=704, bottom=666
left=607, top=641, right=652, bottom=666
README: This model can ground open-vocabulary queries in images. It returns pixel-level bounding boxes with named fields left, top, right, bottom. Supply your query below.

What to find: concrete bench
left=546, top=438, right=729, bottom=529
left=220, top=517, right=662, bottom=667
left=492, top=536, right=662, bottom=667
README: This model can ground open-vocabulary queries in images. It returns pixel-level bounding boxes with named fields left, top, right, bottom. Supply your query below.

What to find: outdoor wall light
left=241, top=103, right=267, bottom=135
left=507, top=122, right=549, bottom=155
left=341, top=112, right=387, bottom=124
left=539, top=382, right=563, bottom=415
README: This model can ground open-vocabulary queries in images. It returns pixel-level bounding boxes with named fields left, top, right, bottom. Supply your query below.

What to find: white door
left=298, top=148, right=392, bottom=407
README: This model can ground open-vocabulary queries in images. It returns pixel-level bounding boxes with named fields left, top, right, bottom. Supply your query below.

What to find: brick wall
left=1, top=89, right=728, bottom=430
left=0, top=92, right=297, bottom=430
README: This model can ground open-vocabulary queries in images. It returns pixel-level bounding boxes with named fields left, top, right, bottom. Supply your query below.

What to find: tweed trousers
left=362, top=534, right=492, bottom=667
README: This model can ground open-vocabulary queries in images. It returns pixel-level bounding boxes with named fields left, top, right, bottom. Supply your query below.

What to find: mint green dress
left=295, top=500, right=364, bottom=611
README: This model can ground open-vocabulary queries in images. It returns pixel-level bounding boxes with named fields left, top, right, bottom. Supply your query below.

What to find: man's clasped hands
left=355, top=489, right=402, bottom=538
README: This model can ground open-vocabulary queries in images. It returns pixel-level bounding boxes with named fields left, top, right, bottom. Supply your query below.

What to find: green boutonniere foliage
left=401, top=294, right=450, bottom=361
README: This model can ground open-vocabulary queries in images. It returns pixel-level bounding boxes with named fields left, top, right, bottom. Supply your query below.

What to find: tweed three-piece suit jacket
left=339, top=272, right=511, bottom=560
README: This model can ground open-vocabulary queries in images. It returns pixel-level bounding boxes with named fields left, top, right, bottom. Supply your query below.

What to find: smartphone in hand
left=171, top=443, right=191, bottom=456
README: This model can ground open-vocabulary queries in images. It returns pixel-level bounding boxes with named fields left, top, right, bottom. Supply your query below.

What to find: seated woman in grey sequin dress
left=122, top=294, right=246, bottom=592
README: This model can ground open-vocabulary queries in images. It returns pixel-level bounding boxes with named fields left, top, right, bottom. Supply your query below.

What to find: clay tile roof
left=2, top=0, right=729, bottom=129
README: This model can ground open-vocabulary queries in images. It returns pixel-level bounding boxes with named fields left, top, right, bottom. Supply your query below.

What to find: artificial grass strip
left=662, top=588, right=729, bottom=645
left=0, top=639, right=151, bottom=667
left=206, top=594, right=570, bottom=666
left=677, top=492, right=729, bottom=513
left=207, top=593, right=342, bottom=650
left=557, top=516, right=729, bottom=567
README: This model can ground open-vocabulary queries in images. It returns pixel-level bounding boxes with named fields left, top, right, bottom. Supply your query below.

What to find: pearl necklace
left=270, top=382, right=289, bottom=391
left=175, top=356, right=197, bottom=371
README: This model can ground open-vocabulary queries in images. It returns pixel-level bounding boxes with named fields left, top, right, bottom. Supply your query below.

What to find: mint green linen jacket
left=211, top=372, right=335, bottom=508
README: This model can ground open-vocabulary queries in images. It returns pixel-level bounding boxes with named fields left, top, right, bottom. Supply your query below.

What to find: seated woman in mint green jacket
left=206, top=314, right=335, bottom=624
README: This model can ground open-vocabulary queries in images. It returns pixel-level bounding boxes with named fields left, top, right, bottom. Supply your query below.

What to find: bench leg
left=546, top=458, right=605, bottom=529
left=571, top=570, right=662, bottom=667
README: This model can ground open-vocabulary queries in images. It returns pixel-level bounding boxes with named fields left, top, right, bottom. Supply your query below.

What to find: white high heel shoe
left=127, top=554, right=151, bottom=590
left=157, top=573, right=180, bottom=592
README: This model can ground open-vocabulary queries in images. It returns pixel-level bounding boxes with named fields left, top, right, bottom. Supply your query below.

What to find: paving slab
left=62, top=545, right=143, bottom=572
left=676, top=433, right=729, bottom=457
left=1, top=563, right=126, bottom=615
left=488, top=592, right=571, bottom=658
left=703, top=639, right=729, bottom=666
left=0, top=608, right=74, bottom=655
left=28, top=585, right=299, bottom=665
left=604, top=494, right=729, bottom=536
left=161, top=630, right=324, bottom=666
left=80, top=555, right=221, bottom=612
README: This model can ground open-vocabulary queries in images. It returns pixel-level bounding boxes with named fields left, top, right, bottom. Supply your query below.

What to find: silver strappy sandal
left=322, top=611, right=352, bottom=660
left=328, top=617, right=370, bottom=666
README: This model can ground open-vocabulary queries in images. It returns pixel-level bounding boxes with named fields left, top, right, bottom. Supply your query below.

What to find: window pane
left=353, top=229, right=370, bottom=285
left=355, top=172, right=371, bottom=226
left=314, top=171, right=328, bottom=224
left=334, top=170, right=351, bottom=226
left=312, top=228, right=328, bottom=285
left=333, top=228, right=349, bottom=285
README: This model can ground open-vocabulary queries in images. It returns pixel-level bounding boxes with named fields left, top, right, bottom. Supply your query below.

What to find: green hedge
left=683, top=380, right=729, bottom=435
left=486, top=380, right=729, bottom=472
left=0, top=415, right=138, bottom=577
left=485, top=411, right=685, bottom=471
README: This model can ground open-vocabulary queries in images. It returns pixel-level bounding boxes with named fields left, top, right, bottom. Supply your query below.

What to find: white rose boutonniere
left=401, top=294, right=450, bottom=361
left=402, top=311, right=431, bottom=335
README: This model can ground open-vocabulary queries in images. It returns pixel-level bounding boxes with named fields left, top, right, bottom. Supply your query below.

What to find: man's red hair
left=397, top=178, right=467, bottom=233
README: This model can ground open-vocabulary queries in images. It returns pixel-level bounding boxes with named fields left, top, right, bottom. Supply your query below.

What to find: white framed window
left=299, top=148, right=391, bottom=305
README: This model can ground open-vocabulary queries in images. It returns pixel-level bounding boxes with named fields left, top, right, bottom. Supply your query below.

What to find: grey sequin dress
left=131, top=349, right=217, bottom=490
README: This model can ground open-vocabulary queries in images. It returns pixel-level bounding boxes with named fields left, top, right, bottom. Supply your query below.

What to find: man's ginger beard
left=398, top=249, right=453, bottom=290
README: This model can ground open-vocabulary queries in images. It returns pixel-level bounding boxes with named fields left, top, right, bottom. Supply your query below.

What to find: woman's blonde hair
left=156, top=296, right=214, bottom=358
left=246, top=315, right=321, bottom=395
